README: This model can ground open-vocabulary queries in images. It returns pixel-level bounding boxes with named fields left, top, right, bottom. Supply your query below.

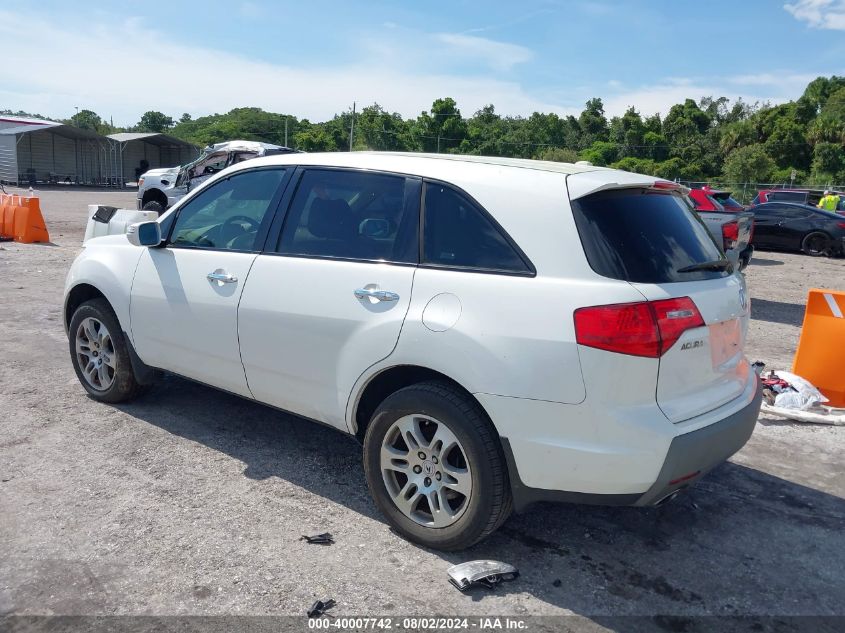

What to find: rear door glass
left=422, top=182, right=531, bottom=274
left=571, top=188, right=728, bottom=283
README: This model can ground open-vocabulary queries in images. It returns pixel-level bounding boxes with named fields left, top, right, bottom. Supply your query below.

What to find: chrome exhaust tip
left=654, top=490, right=682, bottom=507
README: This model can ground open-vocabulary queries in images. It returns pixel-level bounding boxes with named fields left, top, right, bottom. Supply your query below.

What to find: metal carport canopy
left=0, top=116, right=114, bottom=185
left=108, top=133, right=199, bottom=183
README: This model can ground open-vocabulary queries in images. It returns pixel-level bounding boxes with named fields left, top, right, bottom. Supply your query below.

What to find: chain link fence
left=678, top=181, right=845, bottom=205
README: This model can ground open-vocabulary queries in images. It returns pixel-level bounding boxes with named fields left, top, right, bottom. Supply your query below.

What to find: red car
left=689, top=186, right=745, bottom=212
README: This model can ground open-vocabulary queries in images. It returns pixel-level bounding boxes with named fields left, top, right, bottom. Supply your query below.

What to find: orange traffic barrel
left=12, top=196, right=50, bottom=244
left=2, top=195, right=18, bottom=239
left=0, top=194, right=10, bottom=237
left=792, top=289, right=845, bottom=407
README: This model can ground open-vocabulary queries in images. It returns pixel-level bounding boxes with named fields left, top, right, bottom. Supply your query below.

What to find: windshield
left=571, top=188, right=729, bottom=283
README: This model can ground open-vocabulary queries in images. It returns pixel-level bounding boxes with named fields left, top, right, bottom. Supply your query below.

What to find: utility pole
left=284, top=117, right=289, bottom=147
left=349, top=102, right=356, bottom=152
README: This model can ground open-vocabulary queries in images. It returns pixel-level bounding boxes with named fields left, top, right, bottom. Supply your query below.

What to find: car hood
left=141, top=167, right=179, bottom=179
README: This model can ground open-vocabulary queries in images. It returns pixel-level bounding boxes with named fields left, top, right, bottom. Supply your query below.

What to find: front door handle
left=354, top=288, right=399, bottom=302
left=207, top=271, right=238, bottom=284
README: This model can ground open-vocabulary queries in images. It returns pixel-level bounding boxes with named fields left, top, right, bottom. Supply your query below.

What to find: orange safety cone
left=13, top=196, right=50, bottom=244
left=792, top=289, right=845, bottom=408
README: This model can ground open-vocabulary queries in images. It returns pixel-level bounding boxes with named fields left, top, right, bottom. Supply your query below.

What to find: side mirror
left=359, top=218, right=390, bottom=238
left=126, top=221, right=161, bottom=247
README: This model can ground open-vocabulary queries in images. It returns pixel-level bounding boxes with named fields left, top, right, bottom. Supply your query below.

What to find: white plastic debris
left=761, top=403, right=845, bottom=426
left=772, top=371, right=829, bottom=410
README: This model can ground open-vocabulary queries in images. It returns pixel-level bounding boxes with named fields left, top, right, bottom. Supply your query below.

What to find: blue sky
left=2, top=0, right=844, bottom=125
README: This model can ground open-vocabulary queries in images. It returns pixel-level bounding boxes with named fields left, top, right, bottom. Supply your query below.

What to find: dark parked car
left=751, top=202, right=845, bottom=257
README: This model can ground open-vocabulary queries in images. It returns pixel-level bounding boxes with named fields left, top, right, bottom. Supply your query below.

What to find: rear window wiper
left=677, top=260, right=733, bottom=273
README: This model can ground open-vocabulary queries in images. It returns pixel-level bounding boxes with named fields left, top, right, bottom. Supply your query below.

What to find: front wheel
left=363, top=381, right=511, bottom=551
left=141, top=200, right=165, bottom=215
left=68, top=299, right=150, bottom=403
left=801, top=231, right=832, bottom=257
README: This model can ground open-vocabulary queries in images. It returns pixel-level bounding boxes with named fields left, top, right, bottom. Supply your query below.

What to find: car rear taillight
left=651, top=297, right=706, bottom=353
left=837, top=222, right=845, bottom=229
left=722, top=221, right=739, bottom=251
left=574, top=297, right=705, bottom=358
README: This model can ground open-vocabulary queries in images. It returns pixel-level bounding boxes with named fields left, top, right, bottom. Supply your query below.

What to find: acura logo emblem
left=739, top=287, right=747, bottom=310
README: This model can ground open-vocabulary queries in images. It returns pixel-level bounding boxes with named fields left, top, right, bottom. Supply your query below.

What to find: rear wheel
left=801, top=231, right=832, bottom=257
left=69, top=299, right=150, bottom=403
left=363, top=381, right=511, bottom=551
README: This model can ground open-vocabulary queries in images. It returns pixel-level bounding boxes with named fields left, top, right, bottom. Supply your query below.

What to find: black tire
left=68, top=298, right=150, bottom=403
left=801, top=231, right=832, bottom=257
left=142, top=200, right=165, bottom=215
left=363, top=381, right=511, bottom=551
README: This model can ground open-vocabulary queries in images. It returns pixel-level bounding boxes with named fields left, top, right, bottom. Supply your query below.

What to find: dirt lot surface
left=1, top=187, right=844, bottom=626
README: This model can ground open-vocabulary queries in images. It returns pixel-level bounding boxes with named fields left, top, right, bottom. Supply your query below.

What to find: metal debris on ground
left=447, top=560, right=519, bottom=592
left=307, top=598, right=336, bottom=618
left=300, top=532, right=334, bottom=545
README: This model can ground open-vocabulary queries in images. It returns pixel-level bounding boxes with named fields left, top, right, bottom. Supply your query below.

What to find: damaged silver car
left=136, top=140, right=298, bottom=214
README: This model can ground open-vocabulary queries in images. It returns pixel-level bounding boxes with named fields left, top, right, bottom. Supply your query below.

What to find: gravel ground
left=1, top=187, right=844, bottom=626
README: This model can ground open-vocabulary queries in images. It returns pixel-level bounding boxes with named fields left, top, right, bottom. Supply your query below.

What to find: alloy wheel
left=75, top=317, right=116, bottom=391
left=380, top=414, right=473, bottom=528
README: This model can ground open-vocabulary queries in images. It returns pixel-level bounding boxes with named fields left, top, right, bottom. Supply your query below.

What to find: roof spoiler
left=567, top=171, right=689, bottom=200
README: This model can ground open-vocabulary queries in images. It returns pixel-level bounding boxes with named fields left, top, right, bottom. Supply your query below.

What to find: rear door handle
left=354, top=288, right=399, bottom=302
left=207, top=271, right=238, bottom=284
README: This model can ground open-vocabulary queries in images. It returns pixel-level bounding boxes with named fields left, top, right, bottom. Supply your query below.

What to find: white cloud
left=0, top=11, right=558, bottom=125
left=434, top=33, right=533, bottom=72
left=784, top=0, right=845, bottom=30
left=601, top=78, right=785, bottom=118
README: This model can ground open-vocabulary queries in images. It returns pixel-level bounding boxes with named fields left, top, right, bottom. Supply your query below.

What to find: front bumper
left=497, top=385, right=762, bottom=512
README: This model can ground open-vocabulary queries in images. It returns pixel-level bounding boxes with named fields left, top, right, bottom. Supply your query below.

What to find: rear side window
left=571, top=189, right=728, bottom=283
left=423, top=182, right=531, bottom=274
left=277, top=169, right=419, bottom=264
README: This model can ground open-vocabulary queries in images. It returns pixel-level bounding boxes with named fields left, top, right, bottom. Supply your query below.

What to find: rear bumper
left=492, top=382, right=762, bottom=512
left=633, top=384, right=761, bottom=506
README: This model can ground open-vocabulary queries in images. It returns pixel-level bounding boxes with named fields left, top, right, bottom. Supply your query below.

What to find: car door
left=752, top=205, right=786, bottom=248
left=776, top=207, right=814, bottom=249
left=238, top=168, right=420, bottom=429
left=130, top=167, right=290, bottom=397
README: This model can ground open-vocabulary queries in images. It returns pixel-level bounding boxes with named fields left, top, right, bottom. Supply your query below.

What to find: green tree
left=70, top=109, right=106, bottom=132
left=537, top=147, right=579, bottom=163
left=179, top=113, right=192, bottom=123
left=293, top=124, right=337, bottom=151
left=137, top=111, right=174, bottom=133
left=765, top=116, right=811, bottom=169
left=581, top=141, right=619, bottom=166
left=578, top=98, right=608, bottom=147
left=722, top=144, right=776, bottom=183
left=810, top=142, right=845, bottom=181
left=355, top=104, right=414, bottom=151
left=413, top=97, right=467, bottom=153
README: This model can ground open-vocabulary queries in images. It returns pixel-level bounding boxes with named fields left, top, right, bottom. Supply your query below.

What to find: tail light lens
left=837, top=222, right=845, bottom=229
left=722, top=221, right=739, bottom=251
left=574, top=297, right=705, bottom=358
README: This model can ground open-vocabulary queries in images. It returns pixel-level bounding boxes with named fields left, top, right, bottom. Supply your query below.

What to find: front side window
left=277, top=169, right=419, bottom=263
left=169, top=168, right=286, bottom=251
left=422, top=182, right=530, bottom=274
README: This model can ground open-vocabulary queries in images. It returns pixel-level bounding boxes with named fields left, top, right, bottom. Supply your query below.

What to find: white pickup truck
left=137, top=140, right=297, bottom=213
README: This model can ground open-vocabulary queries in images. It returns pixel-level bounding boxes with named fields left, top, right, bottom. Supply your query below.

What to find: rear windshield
left=712, top=193, right=743, bottom=209
left=769, top=191, right=806, bottom=202
left=571, top=188, right=729, bottom=283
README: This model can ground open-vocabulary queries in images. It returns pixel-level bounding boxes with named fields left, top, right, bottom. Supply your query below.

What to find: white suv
left=64, top=152, right=762, bottom=550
